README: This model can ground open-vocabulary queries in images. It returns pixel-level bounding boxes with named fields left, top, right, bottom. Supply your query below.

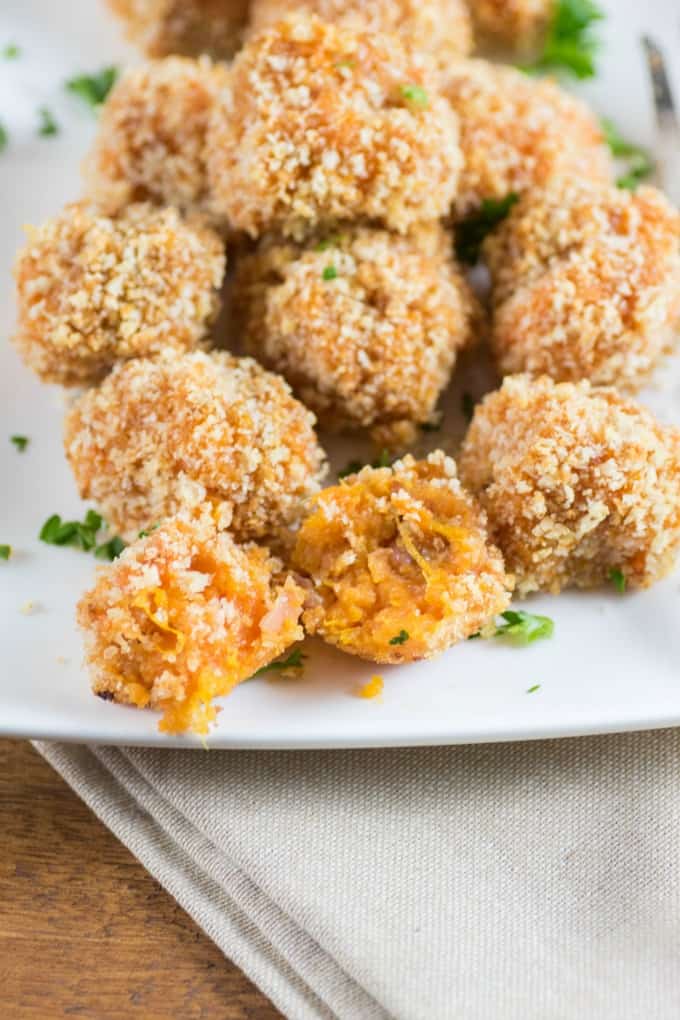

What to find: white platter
left=1, top=0, right=679, bottom=748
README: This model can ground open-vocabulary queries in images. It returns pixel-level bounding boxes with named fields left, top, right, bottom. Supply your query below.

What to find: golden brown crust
left=85, top=57, right=228, bottom=220
left=234, top=223, right=482, bottom=444
left=13, top=202, right=225, bottom=386
left=64, top=348, right=327, bottom=542
left=205, top=15, right=462, bottom=237
left=248, top=0, right=474, bottom=69
left=441, top=60, right=611, bottom=217
left=459, top=374, right=680, bottom=595
left=291, top=450, right=513, bottom=662
left=78, top=508, right=305, bottom=733
left=484, top=180, right=680, bottom=388
left=107, top=0, right=249, bottom=59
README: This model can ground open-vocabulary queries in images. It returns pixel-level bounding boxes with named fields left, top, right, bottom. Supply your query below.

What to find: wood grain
left=0, top=739, right=282, bottom=1019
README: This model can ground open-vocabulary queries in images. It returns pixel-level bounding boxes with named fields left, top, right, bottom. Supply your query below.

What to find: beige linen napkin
left=35, top=731, right=680, bottom=1020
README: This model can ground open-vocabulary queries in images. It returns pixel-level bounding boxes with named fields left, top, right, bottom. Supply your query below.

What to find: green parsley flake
left=522, top=0, right=604, bottom=80
left=400, top=83, right=429, bottom=108
left=601, top=118, right=655, bottom=190
left=322, top=265, right=338, bottom=281
left=138, top=522, right=162, bottom=538
left=95, top=535, right=126, bottom=561
left=338, top=449, right=394, bottom=479
left=389, top=629, right=409, bottom=646
left=254, top=648, right=306, bottom=677
left=608, top=567, right=626, bottom=593
left=10, top=435, right=29, bottom=452
left=526, top=684, right=541, bottom=694
left=66, top=66, right=118, bottom=109
left=3, top=44, right=20, bottom=59
left=455, top=194, right=519, bottom=265
left=0, top=545, right=11, bottom=560
left=494, top=610, right=554, bottom=645
left=37, top=107, right=59, bottom=137
left=40, top=509, right=108, bottom=553
left=0, top=122, right=8, bottom=152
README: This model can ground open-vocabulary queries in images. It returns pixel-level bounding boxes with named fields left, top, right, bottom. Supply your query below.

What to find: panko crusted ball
left=205, top=15, right=463, bottom=238
left=459, top=375, right=680, bottom=595
left=86, top=57, right=228, bottom=218
left=78, top=509, right=305, bottom=734
left=441, top=60, right=611, bottom=217
left=484, top=180, right=680, bottom=389
left=107, top=0, right=249, bottom=60
left=234, top=224, right=481, bottom=446
left=13, top=202, right=225, bottom=386
left=291, top=451, right=513, bottom=663
left=249, top=0, right=474, bottom=70
left=64, top=349, right=327, bottom=542
left=467, top=0, right=551, bottom=53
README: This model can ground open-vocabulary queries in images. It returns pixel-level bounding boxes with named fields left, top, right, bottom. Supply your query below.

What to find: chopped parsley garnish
left=0, top=122, right=8, bottom=152
left=494, top=610, right=554, bottom=645
left=254, top=648, right=306, bottom=676
left=389, top=629, right=410, bottom=645
left=3, top=43, right=20, bottom=59
left=316, top=234, right=344, bottom=252
left=0, top=545, right=11, bottom=560
left=138, top=522, right=161, bottom=538
left=461, top=392, right=475, bottom=422
left=66, top=66, right=118, bottom=109
left=400, top=83, right=429, bottom=108
left=522, top=0, right=604, bottom=79
left=95, top=535, right=126, bottom=561
left=39, top=509, right=124, bottom=560
left=455, top=194, right=519, bottom=265
left=526, top=684, right=541, bottom=694
left=37, top=107, right=59, bottom=137
left=338, top=449, right=394, bottom=479
left=10, top=434, right=29, bottom=452
left=322, top=265, right=338, bottom=281
left=608, top=567, right=626, bottom=593
left=601, top=118, right=655, bottom=189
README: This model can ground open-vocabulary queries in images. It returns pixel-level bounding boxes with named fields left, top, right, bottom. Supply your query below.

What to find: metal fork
left=641, top=36, right=680, bottom=205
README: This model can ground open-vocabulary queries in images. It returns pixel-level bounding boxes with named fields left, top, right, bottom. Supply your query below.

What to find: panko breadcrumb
left=107, top=0, right=249, bottom=60
left=78, top=509, right=305, bottom=733
left=459, top=374, right=680, bottom=595
left=484, top=180, right=680, bottom=389
left=291, top=451, right=513, bottom=663
left=86, top=57, right=228, bottom=218
left=234, top=224, right=481, bottom=446
left=467, top=0, right=551, bottom=53
left=205, top=15, right=462, bottom=238
left=441, top=60, right=611, bottom=217
left=13, top=202, right=225, bottom=386
left=249, top=0, right=473, bottom=70
left=64, top=348, right=327, bottom=542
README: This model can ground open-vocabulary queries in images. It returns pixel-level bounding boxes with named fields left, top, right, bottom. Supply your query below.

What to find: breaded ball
left=205, top=15, right=462, bottom=238
left=291, top=451, right=512, bottom=663
left=64, top=348, right=327, bottom=542
left=467, top=0, right=551, bottom=52
left=234, top=224, right=481, bottom=446
left=249, top=0, right=473, bottom=70
left=78, top=509, right=305, bottom=734
left=484, top=180, right=680, bottom=389
left=459, top=374, right=680, bottom=595
left=86, top=57, right=228, bottom=218
left=107, top=0, right=249, bottom=60
left=13, top=202, right=225, bottom=387
left=441, top=60, right=611, bottom=217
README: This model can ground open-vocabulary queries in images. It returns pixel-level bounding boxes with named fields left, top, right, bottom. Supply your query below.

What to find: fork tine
left=641, top=35, right=680, bottom=203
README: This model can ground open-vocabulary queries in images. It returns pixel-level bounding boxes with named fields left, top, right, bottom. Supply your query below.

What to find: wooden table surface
left=0, top=739, right=282, bottom=1019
